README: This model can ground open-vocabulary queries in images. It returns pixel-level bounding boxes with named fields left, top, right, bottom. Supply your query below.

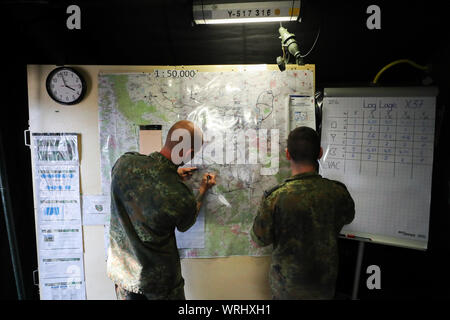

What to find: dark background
left=0, top=0, right=449, bottom=300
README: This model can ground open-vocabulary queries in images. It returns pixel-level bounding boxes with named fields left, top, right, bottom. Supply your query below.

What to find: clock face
left=46, top=67, right=86, bottom=105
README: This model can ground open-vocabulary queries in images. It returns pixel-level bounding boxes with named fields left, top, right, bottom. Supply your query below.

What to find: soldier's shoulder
left=263, top=182, right=288, bottom=199
left=113, top=152, right=149, bottom=171
left=116, top=152, right=140, bottom=162
left=120, top=152, right=153, bottom=164
left=122, top=151, right=146, bottom=158
left=321, top=177, right=349, bottom=191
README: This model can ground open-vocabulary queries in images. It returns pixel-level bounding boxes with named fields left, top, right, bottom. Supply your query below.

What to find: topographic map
left=98, top=67, right=314, bottom=257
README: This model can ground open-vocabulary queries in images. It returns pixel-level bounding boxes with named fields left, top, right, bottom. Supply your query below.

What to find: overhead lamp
left=276, top=26, right=303, bottom=70
left=193, top=1, right=301, bottom=24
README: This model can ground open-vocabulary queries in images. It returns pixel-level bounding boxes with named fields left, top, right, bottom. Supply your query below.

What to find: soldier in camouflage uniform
left=251, top=126, right=355, bottom=299
left=107, top=120, right=216, bottom=300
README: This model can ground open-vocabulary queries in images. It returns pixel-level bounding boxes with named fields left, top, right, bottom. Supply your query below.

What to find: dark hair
left=287, top=126, right=320, bottom=164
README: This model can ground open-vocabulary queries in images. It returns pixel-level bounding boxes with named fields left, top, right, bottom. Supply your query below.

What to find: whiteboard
left=320, top=87, right=438, bottom=250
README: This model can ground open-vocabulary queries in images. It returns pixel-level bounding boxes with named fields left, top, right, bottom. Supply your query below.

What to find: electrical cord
left=372, top=59, right=429, bottom=84
left=299, top=27, right=321, bottom=58
left=201, top=0, right=206, bottom=24
left=279, top=22, right=320, bottom=63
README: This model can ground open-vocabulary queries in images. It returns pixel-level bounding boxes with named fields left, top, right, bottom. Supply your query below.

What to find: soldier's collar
left=151, top=152, right=180, bottom=172
left=284, top=171, right=319, bottom=182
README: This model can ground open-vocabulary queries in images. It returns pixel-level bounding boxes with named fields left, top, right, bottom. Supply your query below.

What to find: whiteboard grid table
left=320, top=87, right=438, bottom=250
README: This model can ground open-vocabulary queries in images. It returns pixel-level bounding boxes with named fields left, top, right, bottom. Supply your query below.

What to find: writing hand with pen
left=178, top=167, right=216, bottom=211
left=177, top=167, right=216, bottom=191
left=200, top=172, right=216, bottom=193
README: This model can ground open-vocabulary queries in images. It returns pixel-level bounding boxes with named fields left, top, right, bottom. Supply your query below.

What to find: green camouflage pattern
left=251, top=171, right=355, bottom=299
left=107, top=152, right=197, bottom=299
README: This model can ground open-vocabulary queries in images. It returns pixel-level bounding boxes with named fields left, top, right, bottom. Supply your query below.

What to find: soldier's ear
left=285, top=148, right=291, bottom=161
left=318, top=147, right=323, bottom=160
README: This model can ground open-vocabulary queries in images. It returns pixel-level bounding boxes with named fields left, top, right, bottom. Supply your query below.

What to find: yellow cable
left=372, top=59, right=429, bottom=84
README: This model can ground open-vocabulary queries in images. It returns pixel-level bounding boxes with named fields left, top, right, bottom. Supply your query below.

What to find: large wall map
left=98, top=66, right=315, bottom=257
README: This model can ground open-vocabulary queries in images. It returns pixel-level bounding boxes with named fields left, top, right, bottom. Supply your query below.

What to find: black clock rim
left=45, top=67, right=87, bottom=105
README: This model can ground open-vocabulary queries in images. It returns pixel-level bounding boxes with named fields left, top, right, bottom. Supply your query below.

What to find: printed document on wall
left=175, top=206, right=205, bottom=249
left=289, top=95, right=316, bottom=130
left=82, top=194, right=111, bottom=225
left=32, top=133, right=86, bottom=300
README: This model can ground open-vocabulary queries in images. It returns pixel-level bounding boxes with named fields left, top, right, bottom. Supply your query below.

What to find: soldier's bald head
left=164, top=120, right=203, bottom=151
left=164, top=120, right=203, bottom=165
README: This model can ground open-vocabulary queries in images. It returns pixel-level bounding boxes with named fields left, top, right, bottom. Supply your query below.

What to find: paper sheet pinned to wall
left=38, top=224, right=83, bottom=252
left=289, top=95, right=316, bottom=130
left=32, top=133, right=86, bottom=300
left=40, top=278, right=86, bottom=300
left=175, top=206, right=205, bottom=249
left=82, top=195, right=111, bottom=225
left=39, top=253, right=85, bottom=279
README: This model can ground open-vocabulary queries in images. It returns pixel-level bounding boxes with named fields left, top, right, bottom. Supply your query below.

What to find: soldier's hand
left=178, top=167, right=197, bottom=181
left=200, top=172, right=216, bottom=192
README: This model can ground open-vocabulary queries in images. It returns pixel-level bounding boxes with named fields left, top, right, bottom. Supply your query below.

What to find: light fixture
left=276, top=26, right=303, bottom=70
left=276, top=24, right=321, bottom=71
left=193, top=1, right=301, bottom=24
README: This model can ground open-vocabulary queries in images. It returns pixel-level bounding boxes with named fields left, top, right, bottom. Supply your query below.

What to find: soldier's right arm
left=251, top=194, right=276, bottom=247
left=335, top=182, right=355, bottom=226
left=170, top=182, right=198, bottom=232
left=342, top=192, right=355, bottom=226
left=170, top=173, right=216, bottom=233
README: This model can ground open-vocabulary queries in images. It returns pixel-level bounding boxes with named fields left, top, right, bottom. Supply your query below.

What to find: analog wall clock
left=46, top=67, right=87, bottom=105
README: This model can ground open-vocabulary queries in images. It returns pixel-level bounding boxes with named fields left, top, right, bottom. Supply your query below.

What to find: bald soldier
left=251, top=126, right=355, bottom=299
left=107, top=120, right=216, bottom=300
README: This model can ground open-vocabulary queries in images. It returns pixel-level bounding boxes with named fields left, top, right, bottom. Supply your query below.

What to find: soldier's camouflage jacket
left=251, top=171, right=355, bottom=299
left=106, top=152, right=198, bottom=299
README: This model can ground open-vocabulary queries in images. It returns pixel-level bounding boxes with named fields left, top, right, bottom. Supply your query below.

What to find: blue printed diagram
left=45, top=207, right=61, bottom=216
left=41, top=204, right=65, bottom=221
left=38, top=168, right=78, bottom=193
left=41, top=173, right=74, bottom=179
left=294, top=111, right=307, bottom=121
left=41, top=173, right=74, bottom=190
left=39, top=199, right=80, bottom=222
left=45, top=185, right=72, bottom=191
left=43, top=234, right=54, bottom=242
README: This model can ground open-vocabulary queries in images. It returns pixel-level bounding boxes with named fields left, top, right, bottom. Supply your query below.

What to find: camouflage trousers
left=115, top=284, right=186, bottom=300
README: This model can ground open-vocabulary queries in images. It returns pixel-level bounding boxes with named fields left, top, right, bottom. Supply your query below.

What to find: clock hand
left=61, top=74, right=67, bottom=86
left=61, top=74, right=76, bottom=91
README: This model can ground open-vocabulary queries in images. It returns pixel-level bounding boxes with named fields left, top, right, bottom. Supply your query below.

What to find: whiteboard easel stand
left=351, top=241, right=365, bottom=300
